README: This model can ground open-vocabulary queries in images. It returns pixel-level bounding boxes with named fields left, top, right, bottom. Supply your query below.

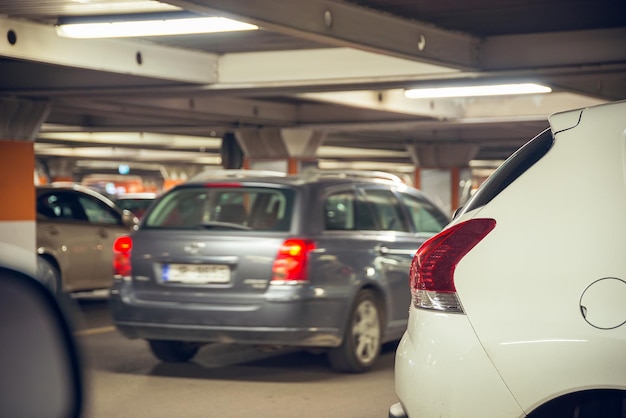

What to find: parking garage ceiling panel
left=0, top=0, right=624, bottom=170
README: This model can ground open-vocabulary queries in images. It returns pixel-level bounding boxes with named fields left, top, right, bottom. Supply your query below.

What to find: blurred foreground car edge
left=0, top=264, right=83, bottom=418
left=391, top=100, right=626, bottom=417
left=109, top=169, right=449, bottom=372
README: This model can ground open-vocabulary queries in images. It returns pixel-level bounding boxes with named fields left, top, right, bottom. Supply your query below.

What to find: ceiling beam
left=167, top=0, right=481, bottom=69
left=0, top=15, right=217, bottom=84
left=34, top=146, right=222, bottom=165
left=7, top=46, right=622, bottom=105
left=546, top=71, right=626, bottom=101
left=0, top=45, right=465, bottom=99
left=48, top=95, right=299, bottom=127
left=298, top=114, right=548, bottom=134
left=36, top=132, right=222, bottom=149
left=296, top=90, right=463, bottom=119
left=217, top=48, right=459, bottom=85
left=43, top=91, right=601, bottom=137
left=481, top=28, right=626, bottom=71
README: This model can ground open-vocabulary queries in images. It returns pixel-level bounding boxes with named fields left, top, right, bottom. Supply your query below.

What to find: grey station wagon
left=110, top=170, right=448, bottom=372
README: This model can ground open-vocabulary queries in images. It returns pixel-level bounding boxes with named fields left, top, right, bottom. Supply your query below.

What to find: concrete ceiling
left=1, top=0, right=625, bottom=175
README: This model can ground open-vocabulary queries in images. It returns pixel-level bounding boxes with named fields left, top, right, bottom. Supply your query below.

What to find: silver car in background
left=36, top=183, right=138, bottom=295
left=110, top=170, right=448, bottom=372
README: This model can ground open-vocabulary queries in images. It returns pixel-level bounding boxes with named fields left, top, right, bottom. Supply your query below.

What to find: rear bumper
left=109, top=280, right=347, bottom=347
left=394, top=308, right=524, bottom=418
left=113, top=321, right=342, bottom=347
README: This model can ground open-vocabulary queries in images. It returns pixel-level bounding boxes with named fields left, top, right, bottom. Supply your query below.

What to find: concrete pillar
left=220, top=132, right=243, bottom=169
left=281, top=128, right=324, bottom=174
left=41, top=158, right=75, bottom=182
left=235, top=128, right=324, bottom=174
left=407, top=143, right=478, bottom=215
left=0, top=97, right=50, bottom=274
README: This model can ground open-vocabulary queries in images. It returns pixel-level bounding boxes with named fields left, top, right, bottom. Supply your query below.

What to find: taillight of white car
left=410, top=218, right=496, bottom=313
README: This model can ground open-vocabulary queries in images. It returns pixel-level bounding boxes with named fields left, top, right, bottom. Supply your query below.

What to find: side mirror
left=122, top=209, right=140, bottom=230
left=0, top=267, right=83, bottom=418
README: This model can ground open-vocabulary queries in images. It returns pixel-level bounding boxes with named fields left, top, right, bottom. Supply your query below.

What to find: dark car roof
left=183, top=169, right=409, bottom=189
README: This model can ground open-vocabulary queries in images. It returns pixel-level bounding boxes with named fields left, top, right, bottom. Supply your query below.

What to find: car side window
left=77, top=195, right=121, bottom=225
left=398, top=192, right=448, bottom=233
left=325, top=189, right=413, bottom=232
left=325, top=191, right=355, bottom=230
left=360, top=188, right=410, bottom=232
left=324, top=190, right=380, bottom=231
left=37, top=191, right=88, bottom=222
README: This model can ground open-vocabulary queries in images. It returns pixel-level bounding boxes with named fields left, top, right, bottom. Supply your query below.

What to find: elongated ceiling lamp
left=404, top=83, right=552, bottom=99
left=56, top=15, right=258, bottom=38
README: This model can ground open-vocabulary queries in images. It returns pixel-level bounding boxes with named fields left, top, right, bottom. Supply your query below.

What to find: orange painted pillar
left=0, top=97, right=48, bottom=276
left=0, top=139, right=37, bottom=274
left=451, top=167, right=460, bottom=213
left=0, top=140, right=35, bottom=221
left=413, top=167, right=422, bottom=189
left=287, top=157, right=299, bottom=175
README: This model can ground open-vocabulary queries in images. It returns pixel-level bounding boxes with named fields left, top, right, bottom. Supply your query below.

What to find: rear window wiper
left=197, top=221, right=252, bottom=230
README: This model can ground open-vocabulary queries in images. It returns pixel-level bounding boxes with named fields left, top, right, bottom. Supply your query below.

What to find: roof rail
left=188, top=169, right=286, bottom=182
left=301, top=169, right=404, bottom=183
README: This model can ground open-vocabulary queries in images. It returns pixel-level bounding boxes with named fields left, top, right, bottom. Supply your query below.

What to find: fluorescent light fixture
left=56, top=16, right=258, bottom=38
left=404, top=83, right=552, bottom=99
left=57, top=1, right=181, bottom=15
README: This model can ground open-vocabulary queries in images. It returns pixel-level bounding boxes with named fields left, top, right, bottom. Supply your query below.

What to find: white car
left=390, top=100, right=626, bottom=418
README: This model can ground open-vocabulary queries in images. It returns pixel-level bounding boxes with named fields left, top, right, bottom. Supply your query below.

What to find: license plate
left=162, top=264, right=230, bottom=284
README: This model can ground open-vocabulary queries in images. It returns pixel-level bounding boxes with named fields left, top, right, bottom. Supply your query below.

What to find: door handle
left=98, top=228, right=108, bottom=239
left=378, top=246, right=389, bottom=255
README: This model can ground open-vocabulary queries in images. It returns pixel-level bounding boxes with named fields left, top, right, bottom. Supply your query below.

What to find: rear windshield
left=143, top=185, right=294, bottom=231
left=116, top=198, right=154, bottom=218
left=459, top=128, right=554, bottom=216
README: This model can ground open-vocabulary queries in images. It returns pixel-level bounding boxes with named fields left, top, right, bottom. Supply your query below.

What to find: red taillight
left=271, top=239, right=315, bottom=283
left=113, top=236, right=133, bottom=278
left=410, top=218, right=496, bottom=313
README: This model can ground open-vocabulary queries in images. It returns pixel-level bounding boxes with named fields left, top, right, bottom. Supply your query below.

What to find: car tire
left=36, top=256, right=62, bottom=296
left=147, top=340, right=200, bottom=362
left=328, top=289, right=382, bottom=373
